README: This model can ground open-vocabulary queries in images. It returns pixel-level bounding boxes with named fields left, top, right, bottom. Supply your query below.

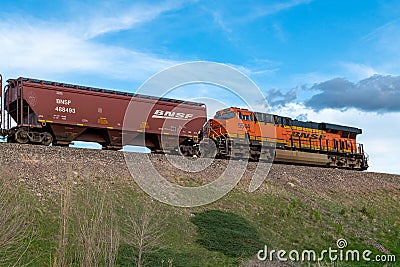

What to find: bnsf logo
left=292, top=132, right=320, bottom=139
left=152, top=110, right=194, bottom=120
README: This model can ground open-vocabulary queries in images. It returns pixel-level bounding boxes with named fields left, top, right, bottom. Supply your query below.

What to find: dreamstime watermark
left=122, top=61, right=275, bottom=207
left=257, top=238, right=397, bottom=263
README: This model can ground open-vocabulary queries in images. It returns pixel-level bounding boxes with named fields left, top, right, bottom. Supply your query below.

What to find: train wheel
left=199, top=138, right=217, bottom=158
left=7, top=135, right=15, bottom=143
left=15, top=130, right=29, bottom=144
left=179, top=145, right=189, bottom=156
left=41, top=132, right=53, bottom=146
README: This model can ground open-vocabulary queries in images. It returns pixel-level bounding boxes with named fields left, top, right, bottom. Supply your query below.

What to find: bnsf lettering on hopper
left=0, top=75, right=368, bottom=170
left=152, top=110, right=194, bottom=120
left=56, top=99, right=72, bottom=105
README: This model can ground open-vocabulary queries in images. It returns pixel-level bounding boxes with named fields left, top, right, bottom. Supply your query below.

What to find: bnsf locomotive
left=0, top=75, right=368, bottom=170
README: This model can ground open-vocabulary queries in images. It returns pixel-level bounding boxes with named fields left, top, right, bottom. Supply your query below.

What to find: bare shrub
left=52, top=180, right=120, bottom=267
left=73, top=182, right=120, bottom=267
left=123, top=201, right=165, bottom=267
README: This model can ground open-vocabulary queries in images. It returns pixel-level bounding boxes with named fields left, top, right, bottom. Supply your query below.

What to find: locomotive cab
left=200, top=107, right=276, bottom=160
left=206, top=108, right=257, bottom=139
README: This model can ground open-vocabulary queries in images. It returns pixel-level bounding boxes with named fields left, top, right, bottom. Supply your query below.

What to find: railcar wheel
left=199, top=138, right=217, bottom=158
left=15, top=130, right=29, bottom=144
left=179, top=145, right=189, bottom=156
left=7, top=135, right=15, bottom=143
left=41, top=132, right=53, bottom=146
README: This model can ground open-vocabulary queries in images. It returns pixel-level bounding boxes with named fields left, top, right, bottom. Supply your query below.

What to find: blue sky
left=1, top=0, right=400, bottom=173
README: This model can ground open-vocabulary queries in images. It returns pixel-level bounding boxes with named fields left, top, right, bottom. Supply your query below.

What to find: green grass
left=1, top=177, right=399, bottom=267
left=190, top=210, right=263, bottom=258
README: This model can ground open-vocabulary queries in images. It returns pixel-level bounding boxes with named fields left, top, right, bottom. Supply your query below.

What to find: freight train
left=0, top=75, right=368, bottom=170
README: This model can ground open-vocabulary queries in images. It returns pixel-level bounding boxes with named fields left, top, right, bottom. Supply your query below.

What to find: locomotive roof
left=251, top=110, right=362, bottom=134
left=9, top=77, right=206, bottom=108
left=218, top=108, right=362, bottom=134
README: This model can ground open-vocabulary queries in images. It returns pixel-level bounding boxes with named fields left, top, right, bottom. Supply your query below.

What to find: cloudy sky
left=1, top=0, right=400, bottom=174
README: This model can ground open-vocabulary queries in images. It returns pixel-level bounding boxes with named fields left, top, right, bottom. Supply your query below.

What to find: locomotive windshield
left=214, top=111, right=236, bottom=120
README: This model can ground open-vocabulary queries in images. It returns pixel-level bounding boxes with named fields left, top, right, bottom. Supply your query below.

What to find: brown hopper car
left=2, top=77, right=207, bottom=152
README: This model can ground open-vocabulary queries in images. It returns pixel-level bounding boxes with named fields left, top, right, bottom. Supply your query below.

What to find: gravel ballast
left=0, top=142, right=399, bottom=199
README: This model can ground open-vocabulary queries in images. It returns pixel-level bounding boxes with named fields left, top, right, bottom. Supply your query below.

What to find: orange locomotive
left=201, top=107, right=368, bottom=170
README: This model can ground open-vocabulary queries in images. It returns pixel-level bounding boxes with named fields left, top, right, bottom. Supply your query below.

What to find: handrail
left=0, top=74, right=2, bottom=131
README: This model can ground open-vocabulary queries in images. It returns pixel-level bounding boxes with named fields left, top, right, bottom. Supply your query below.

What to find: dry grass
left=52, top=180, right=120, bottom=267
left=0, top=178, right=33, bottom=266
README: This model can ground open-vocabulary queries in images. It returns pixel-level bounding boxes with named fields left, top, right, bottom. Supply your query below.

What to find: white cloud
left=357, top=18, right=400, bottom=75
left=210, top=10, right=232, bottom=35
left=227, top=64, right=278, bottom=78
left=80, top=0, right=191, bottom=39
left=213, top=0, right=313, bottom=31
left=290, top=72, right=336, bottom=86
left=251, top=0, right=313, bottom=19
left=361, top=18, right=400, bottom=43
left=0, top=16, right=178, bottom=83
left=272, top=22, right=287, bottom=43
left=272, top=103, right=400, bottom=174
left=340, top=62, right=378, bottom=80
